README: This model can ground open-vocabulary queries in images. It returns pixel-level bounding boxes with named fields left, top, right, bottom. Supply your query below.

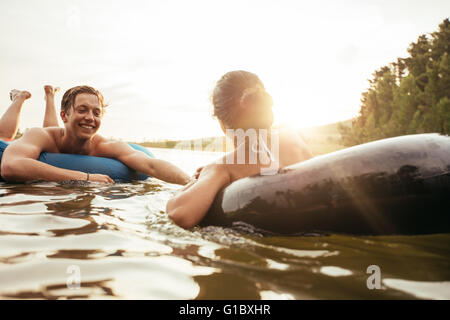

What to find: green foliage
left=340, top=19, right=450, bottom=146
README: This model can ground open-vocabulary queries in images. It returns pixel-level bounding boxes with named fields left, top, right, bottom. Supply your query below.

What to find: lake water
left=0, top=147, right=449, bottom=299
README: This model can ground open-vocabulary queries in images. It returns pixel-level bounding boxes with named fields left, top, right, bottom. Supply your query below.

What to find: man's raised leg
left=0, top=90, right=31, bottom=140
left=43, top=85, right=60, bottom=127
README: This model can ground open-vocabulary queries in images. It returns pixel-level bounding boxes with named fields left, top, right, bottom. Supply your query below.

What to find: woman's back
left=166, top=70, right=313, bottom=229
left=222, top=126, right=312, bottom=183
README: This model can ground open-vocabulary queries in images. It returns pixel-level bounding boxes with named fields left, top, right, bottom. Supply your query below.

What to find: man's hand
left=88, top=173, right=114, bottom=184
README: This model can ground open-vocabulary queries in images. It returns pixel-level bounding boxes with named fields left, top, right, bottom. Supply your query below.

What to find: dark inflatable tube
left=0, top=140, right=154, bottom=182
left=202, top=134, right=450, bottom=235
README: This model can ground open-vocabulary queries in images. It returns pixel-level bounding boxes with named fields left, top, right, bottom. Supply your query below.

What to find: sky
left=0, top=0, right=449, bottom=141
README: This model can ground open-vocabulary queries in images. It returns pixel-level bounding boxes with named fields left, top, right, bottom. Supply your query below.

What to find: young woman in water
left=166, top=70, right=313, bottom=228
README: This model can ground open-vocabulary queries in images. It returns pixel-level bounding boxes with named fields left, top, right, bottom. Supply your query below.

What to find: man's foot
left=9, top=89, right=31, bottom=101
left=44, top=85, right=60, bottom=98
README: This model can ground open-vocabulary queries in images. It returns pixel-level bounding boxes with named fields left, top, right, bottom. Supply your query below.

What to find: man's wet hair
left=61, top=85, right=107, bottom=113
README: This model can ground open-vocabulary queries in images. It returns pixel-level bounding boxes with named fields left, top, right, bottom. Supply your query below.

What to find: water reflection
left=0, top=147, right=448, bottom=299
left=3, top=279, right=115, bottom=299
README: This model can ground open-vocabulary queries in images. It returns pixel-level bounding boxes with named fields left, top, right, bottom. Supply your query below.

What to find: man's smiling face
left=62, top=93, right=103, bottom=140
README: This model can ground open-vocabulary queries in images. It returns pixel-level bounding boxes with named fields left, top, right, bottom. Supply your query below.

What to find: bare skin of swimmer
left=43, top=85, right=60, bottom=127
left=0, top=90, right=32, bottom=140
left=167, top=125, right=312, bottom=228
left=166, top=71, right=313, bottom=229
left=1, top=87, right=190, bottom=185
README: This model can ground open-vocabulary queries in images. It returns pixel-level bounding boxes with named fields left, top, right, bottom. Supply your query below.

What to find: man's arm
left=1, top=128, right=113, bottom=183
left=96, top=140, right=190, bottom=185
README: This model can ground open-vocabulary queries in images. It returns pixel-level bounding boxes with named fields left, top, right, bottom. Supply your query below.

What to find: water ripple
left=0, top=148, right=449, bottom=299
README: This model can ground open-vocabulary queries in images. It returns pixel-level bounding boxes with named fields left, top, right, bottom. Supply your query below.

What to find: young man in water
left=1, top=85, right=190, bottom=185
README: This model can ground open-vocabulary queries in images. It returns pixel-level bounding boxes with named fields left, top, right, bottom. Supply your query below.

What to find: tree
left=340, top=19, right=450, bottom=146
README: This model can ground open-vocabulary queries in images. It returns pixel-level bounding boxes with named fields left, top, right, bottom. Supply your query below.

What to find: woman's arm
left=166, top=163, right=230, bottom=229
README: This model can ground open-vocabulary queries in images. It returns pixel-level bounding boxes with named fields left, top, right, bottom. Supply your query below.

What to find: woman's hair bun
left=212, top=70, right=272, bottom=128
left=240, top=87, right=273, bottom=109
left=239, top=87, right=259, bottom=106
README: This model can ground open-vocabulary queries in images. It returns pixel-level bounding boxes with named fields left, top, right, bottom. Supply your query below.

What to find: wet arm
left=166, top=164, right=230, bottom=229
left=1, top=128, right=92, bottom=182
left=99, top=141, right=190, bottom=185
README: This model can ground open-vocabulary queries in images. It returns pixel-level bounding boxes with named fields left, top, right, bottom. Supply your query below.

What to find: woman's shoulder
left=272, top=125, right=313, bottom=166
left=273, top=124, right=301, bottom=139
left=272, top=125, right=304, bottom=148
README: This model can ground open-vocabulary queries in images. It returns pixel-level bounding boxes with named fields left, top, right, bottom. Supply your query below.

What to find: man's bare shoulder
left=91, top=136, right=130, bottom=157
left=19, top=127, right=55, bottom=143
left=92, top=134, right=108, bottom=144
left=94, top=136, right=128, bottom=148
left=6, top=127, right=58, bottom=156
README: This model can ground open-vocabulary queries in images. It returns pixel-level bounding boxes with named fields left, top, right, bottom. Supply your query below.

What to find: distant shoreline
left=130, top=119, right=352, bottom=156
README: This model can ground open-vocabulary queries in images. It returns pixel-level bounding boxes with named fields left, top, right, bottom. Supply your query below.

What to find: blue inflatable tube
left=0, top=140, right=154, bottom=182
